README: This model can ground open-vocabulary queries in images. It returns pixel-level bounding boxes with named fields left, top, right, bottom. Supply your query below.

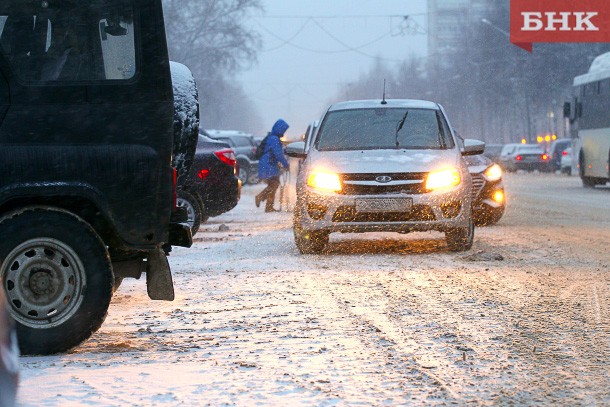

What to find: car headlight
left=484, top=164, right=502, bottom=181
left=425, top=168, right=461, bottom=191
left=307, top=170, right=342, bottom=192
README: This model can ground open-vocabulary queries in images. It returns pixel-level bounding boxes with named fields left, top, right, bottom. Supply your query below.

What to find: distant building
left=427, top=0, right=488, bottom=57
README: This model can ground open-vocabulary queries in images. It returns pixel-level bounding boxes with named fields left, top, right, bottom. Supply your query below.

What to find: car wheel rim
left=1, top=238, right=86, bottom=328
left=177, top=197, right=196, bottom=228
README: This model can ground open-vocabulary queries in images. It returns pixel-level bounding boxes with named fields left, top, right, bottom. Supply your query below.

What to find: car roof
left=204, top=129, right=253, bottom=139
left=328, top=99, right=440, bottom=112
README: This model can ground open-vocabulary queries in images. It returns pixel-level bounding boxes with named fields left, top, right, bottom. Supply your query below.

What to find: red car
left=0, top=289, right=18, bottom=407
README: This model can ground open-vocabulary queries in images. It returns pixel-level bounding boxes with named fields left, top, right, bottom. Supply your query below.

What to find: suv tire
left=445, top=218, right=474, bottom=252
left=0, top=208, right=112, bottom=355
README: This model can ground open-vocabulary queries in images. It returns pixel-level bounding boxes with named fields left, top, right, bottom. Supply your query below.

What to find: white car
left=286, top=99, right=484, bottom=254
left=561, top=147, right=573, bottom=175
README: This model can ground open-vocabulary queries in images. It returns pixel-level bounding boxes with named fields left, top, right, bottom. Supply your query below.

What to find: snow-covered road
left=18, top=173, right=610, bottom=406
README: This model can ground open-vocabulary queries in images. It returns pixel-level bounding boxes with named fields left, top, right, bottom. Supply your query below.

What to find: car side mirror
left=285, top=141, right=307, bottom=158
left=462, top=139, right=485, bottom=156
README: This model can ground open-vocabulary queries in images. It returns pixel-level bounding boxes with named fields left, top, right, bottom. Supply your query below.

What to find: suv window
left=0, top=3, right=136, bottom=82
left=316, top=108, right=453, bottom=151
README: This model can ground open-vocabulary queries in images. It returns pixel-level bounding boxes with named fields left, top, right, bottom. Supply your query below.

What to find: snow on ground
left=17, top=173, right=610, bottom=406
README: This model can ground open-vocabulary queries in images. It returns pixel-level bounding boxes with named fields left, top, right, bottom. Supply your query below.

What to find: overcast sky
left=238, top=0, right=428, bottom=138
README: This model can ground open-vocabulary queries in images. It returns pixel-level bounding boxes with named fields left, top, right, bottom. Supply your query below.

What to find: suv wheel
left=445, top=218, right=474, bottom=252
left=177, top=190, right=202, bottom=235
left=0, top=208, right=113, bottom=355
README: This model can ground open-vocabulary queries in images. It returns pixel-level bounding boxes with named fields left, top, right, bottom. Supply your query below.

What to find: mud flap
left=146, top=247, right=175, bottom=301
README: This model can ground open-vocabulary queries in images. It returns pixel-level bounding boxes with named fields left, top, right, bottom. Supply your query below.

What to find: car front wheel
left=445, top=218, right=474, bottom=252
left=293, top=205, right=328, bottom=254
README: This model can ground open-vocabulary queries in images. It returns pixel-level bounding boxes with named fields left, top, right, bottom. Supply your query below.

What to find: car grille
left=332, top=205, right=436, bottom=222
left=339, top=173, right=427, bottom=195
left=471, top=174, right=485, bottom=200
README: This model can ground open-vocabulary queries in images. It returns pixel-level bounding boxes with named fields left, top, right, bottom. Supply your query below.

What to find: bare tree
left=163, top=0, right=263, bottom=132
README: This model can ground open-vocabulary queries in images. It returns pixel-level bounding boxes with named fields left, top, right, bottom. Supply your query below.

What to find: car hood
left=307, top=149, right=460, bottom=174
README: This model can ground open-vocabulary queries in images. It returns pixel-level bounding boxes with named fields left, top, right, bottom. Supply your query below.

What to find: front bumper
left=297, top=185, right=471, bottom=234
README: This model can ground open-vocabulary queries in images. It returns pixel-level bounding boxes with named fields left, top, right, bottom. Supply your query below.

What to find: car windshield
left=316, top=108, right=452, bottom=151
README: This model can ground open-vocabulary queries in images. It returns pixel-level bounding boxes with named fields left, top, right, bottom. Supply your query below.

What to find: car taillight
left=515, top=155, right=523, bottom=161
left=172, top=167, right=177, bottom=209
left=562, top=150, right=568, bottom=156
left=541, top=154, right=549, bottom=161
left=198, top=169, right=210, bottom=180
left=214, top=149, right=236, bottom=167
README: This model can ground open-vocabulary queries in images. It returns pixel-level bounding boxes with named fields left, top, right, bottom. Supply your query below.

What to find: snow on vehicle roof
left=328, top=99, right=439, bottom=111
left=573, top=52, right=610, bottom=86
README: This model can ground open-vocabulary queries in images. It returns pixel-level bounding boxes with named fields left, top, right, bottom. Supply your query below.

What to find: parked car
left=499, top=144, right=550, bottom=172
left=177, top=135, right=241, bottom=234
left=561, top=147, right=573, bottom=175
left=548, top=139, right=572, bottom=172
left=203, top=130, right=259, bottom=185
left=287, top=99, right=484, bottom=254
left=483, top=143, right=504, bottom=163
left=0, top=290, right=18, bottom=407
left=465, top=155, right=506, bottom=226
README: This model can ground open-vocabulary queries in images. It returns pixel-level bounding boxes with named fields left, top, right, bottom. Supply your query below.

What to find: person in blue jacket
left=255, top=119, right=290, bottom=212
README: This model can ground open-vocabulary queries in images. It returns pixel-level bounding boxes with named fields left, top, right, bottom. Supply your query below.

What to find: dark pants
left=257, top=176, right=280, bottom=211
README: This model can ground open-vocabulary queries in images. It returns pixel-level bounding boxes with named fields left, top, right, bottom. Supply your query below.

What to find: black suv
left=0, top=0, right=193, bottom=355
left=203, top=130, right=258, bottom=184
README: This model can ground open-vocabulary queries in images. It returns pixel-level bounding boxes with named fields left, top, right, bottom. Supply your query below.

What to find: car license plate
left=355, top=198, right=413, bottom=213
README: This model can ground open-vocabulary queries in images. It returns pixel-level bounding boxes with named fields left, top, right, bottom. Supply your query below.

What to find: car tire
left=293, top=205, right=328, bottom=254
left=294, top=227, right=329, bottom=254
left=0, top=208, right=113, bottom=355
left=237, top=165, right=250, bottom=185
left=177, top=190, right=202, bottom=235
left=445, top=218, right=474, bottom=252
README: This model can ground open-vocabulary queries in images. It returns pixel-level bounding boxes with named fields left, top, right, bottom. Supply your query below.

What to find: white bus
left=564, top=52, right=610, bottom=187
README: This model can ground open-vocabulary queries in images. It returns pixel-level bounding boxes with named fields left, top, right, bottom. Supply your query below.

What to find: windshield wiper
left=395, top=111, right=409, bottom=148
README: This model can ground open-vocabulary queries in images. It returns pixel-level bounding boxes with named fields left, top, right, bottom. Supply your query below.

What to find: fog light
left=492, top=190, right=505, bottom=203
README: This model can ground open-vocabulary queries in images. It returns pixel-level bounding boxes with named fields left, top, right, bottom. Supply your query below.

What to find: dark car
left=0, top=290, right=18, bottom=407
left=203, top=130, right=259, bottom=185
left=548, top=139, right=571, bottom=172
left=466, top=154, right=506, bottom=226
left=177, top=135, right=241, bottom=234
left=499, top=144, right=550, bottom=172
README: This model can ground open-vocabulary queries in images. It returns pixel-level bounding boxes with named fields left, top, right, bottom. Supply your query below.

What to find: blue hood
left=271, top=119, right=289, bottom=136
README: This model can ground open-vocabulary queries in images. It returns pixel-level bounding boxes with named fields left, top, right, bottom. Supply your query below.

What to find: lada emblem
left=375, top=175, right=392, bottom=183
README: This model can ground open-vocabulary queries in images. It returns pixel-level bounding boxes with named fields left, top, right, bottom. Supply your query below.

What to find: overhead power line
left=254, top=16, right=425, bottom=62
left=252, top=13, right=427, bottom=19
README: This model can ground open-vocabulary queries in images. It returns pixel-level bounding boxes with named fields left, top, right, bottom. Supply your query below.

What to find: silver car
left=286, top=99, right=484, bottom=254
